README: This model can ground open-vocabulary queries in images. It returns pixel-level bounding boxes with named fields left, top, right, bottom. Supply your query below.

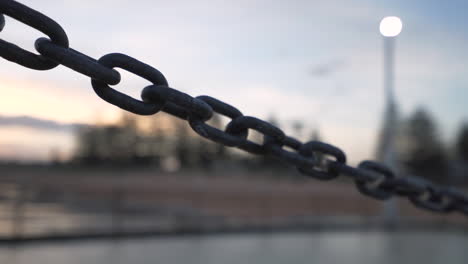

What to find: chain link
left=225, top=116, right=286, bottom=155
left=355, top=161, right=395, bottom=200
left=0, top=14, right=4, bottom=32
left=264, top=136, right=316, bottom=169
left=91, top=53, right=168, bottom=115
left=298, top=141, right=346, bottom=180
left=142, top=85, right=213, bottom=121
left=0, top=0, right=69, bottom=70
left=1, top=0, right=468, bottom=217
left=35, top=38, right=121, bottom=85
left=188, top=96, right=248, bottom=146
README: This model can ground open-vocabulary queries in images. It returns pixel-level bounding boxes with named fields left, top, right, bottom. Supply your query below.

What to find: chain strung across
left=1, top=0, right=468, bottom=217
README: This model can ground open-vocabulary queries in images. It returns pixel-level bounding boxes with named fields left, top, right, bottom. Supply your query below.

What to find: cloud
left=309, top=59, right=347, bottom=77
left=0, top=115, right=86, bottom=132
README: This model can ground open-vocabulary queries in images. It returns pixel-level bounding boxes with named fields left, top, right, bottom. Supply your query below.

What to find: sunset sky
left=1, top=0, right=468, bottom=162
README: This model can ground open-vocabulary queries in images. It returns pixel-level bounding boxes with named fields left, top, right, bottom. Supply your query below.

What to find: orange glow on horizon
left=0, top=77, right=121, bottom=125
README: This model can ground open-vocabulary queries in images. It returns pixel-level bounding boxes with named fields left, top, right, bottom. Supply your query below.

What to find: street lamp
left=380, top=16, right=403, bottom=37
left=380, top=16, right=402, bottom=104
left=377, top=16, right=402, bottom=226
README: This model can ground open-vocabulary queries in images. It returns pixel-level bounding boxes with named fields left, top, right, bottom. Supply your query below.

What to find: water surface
left=0, top=231, right=466, bottom=264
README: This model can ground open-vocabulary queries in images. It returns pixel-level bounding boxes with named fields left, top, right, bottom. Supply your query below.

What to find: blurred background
left=1, top=0, right=468, bottom=263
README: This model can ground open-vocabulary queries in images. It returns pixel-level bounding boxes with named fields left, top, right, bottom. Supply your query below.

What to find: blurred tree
left=49, top=148, right=63, bottom=165
left=456, top=122, right=468, bottom=162
left=142, top=114, right=173, bottom=165
left=74, top=114, right=149, bottom=166
left=292, top=121, right=304, bottom=139
left=117, top=114, right=139, bottom=162
left=399, top=107, right=449, bottom=184
left=73, top=112, right=231, bottom=170
left=74, top=126, right=101, bottom=165
left=197, top=138, right=215, bottom=170
left=174, top=120, right=195, bottom=168
left=310, top=129, right=321, bottom=141
left=451, top=122, right=468, bottom=185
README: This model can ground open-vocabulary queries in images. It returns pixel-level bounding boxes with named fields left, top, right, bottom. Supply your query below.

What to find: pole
left=384, top=37, right=395, bottom=105
left=381, top=36, right=399, bottom=226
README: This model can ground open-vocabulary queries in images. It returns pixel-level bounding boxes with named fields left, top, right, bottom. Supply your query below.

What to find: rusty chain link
left=1, top=0, right=468, bottom=217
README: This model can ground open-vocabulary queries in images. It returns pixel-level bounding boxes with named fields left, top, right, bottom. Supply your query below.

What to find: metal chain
left=1, top=0, right=468, bottom=217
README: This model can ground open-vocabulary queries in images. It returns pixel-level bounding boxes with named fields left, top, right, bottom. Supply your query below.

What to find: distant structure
left=375, top=17, right=403, bottom=225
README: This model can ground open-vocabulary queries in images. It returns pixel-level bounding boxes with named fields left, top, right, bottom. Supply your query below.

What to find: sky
left=1, top=0, right=468, bottom=163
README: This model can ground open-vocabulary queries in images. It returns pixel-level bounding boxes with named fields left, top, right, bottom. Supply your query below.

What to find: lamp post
left=377, top=16, right=402, bottom=226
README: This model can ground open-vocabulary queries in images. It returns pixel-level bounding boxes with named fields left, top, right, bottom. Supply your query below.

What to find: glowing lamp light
left=379, top=16, right=402, bottom=37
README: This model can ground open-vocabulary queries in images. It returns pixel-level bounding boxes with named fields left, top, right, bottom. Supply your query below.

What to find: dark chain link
left=1, top=0, right=468, bottom=217
left=0, top=1, right=68, bottom=70
left=0, top=13, right=4, bottom=32
left=355, top=161, right=395, bottom=200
